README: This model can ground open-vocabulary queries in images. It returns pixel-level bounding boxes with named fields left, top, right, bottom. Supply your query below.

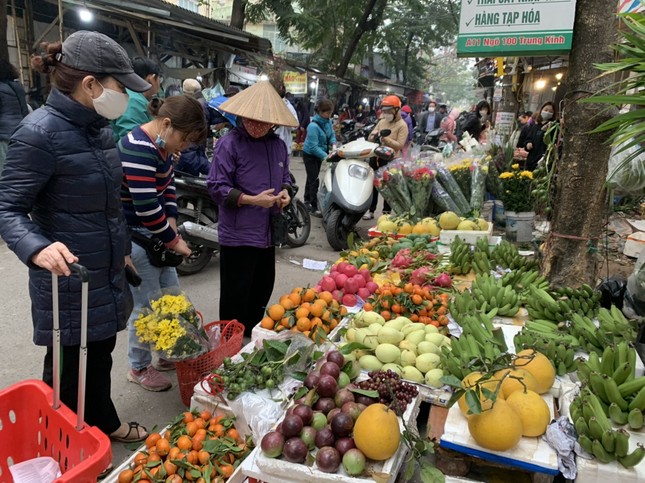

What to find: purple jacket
left=207, top=126, right=291, bottom=248
left=401, top=111, right=413, bottom=144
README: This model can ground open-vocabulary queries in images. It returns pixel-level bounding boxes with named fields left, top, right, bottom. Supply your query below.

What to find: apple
left=344, top=278, right=359, bottom=295
left=357, top=287, right=371, bottom=300
left=353, top=275, right=366, bottom=289
left=335, top=274, right=348, bottom=289
left=343, top=264, right=358, bottom=278
left=332, top=290, right=344, bottom=302
left=321, top=276, right=336, bottom=292
left=366, top=281, right=379, bottom=293
left=358, top=269, right=371, bottom=282
left=342, top=294, right=357, bottom=307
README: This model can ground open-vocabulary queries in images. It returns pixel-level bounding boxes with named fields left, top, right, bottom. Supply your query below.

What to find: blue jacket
left=208, top=126, right=291, bottom=248
left=0, top=89, right=131, bottom=346
left=303, top=114, right=336, bottom=160
left=0, top=80, right=29, bottom=141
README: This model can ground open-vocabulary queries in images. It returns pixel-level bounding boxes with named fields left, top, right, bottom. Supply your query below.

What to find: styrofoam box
left=250, top=394, right=422, bottom=483
left=440, top=393, right=559, bottom=475
left=439, top=223, right=493, bottom=245
left=251, top=315, right=349, bottom=345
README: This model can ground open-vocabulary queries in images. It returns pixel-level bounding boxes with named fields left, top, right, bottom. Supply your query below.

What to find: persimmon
left=278, top=296, right=294, bottom=310
left=210, top=415, right=224, bottom=425
left=154, top=439, right=169, bottom=457
left=199, top=410, right=212, bottom=421
left=318, top=291, right=334, bottom=304
left=133, top=452, right=148, bottom=467
left=380, top=310, right=391, bottom=321
left=182, top=411, right=194, bottom=423
left=163, top=461, right=177, bottom=475
left=198, top=450, right=211, bottom=465
left=194, top=418, right=207, bottom=430
left=391, top=304, right=402, bottom=314
left=185, top=421, right=198, bottom=436
left=192, top=432, right=206, bottom=451
left=309, top=302, right=324, bottom=317
left=363, top=302, right=373, bottom=311
left=168, top=447, right=181, bottom=460
left=117, top=469, right=134, bottom=483
left=339, top=306, right=348, bottom=316
left=280, top=317, right=291, bottom=328
left=219, top=464, right=235, bottom=477
left=212, top=424, right=225, bottom=437
left=302, top=288, right=317, bottom=302
left=411, top=294, right=423, bottom=305
left=187, top=450, right=199, bottom=465
left=165, top=476, right=182, bottom=483
left=295, top=306, right=310, bottom=319
left=226, top=428, right=240, bottom=441
left=288, top=292, right=302, bottom=306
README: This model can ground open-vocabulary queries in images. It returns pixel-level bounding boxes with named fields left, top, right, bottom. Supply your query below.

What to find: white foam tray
left=440, top=393, right=559, bottom=475
left=575, top=428, right=645, bottom=482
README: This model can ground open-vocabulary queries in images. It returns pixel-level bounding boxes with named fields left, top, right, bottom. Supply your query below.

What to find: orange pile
left=363, top=282, right=450, bottom=327
left=116, top=410, right=251, bottom=483
left=260, top=287, right=347, bottom=343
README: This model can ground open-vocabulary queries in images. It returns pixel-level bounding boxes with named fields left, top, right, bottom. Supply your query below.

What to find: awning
left=162, top=67, right=216, bottom=80
left=228, top=69, right=257, bottom=85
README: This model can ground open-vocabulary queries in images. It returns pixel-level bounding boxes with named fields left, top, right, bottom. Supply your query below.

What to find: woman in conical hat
left=207, top=81, right=299, bottom=336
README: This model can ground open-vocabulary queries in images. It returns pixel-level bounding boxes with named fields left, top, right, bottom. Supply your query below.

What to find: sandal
left=98, top=463, right=114, bottom=480
left=109, top=421, right=148, bottom=443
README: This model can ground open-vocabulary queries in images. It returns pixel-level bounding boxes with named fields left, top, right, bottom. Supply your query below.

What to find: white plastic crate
left=439, top=222, right=493, bottom=245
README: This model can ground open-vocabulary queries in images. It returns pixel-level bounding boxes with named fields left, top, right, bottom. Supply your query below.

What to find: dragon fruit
left=410, top=267, right=433, bottom=286
left=391, top=248, right=414, bottom=269
left=433, top=272, right=453, bottom=288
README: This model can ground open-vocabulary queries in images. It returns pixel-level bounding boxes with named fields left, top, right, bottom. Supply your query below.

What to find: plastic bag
left=435, top=164, right=470, bottom=215
left=470, top=158, right=489, bottom=212
left=374, top=161, right=413, bottom=214
left=402, top=160, right=436, bottom=219
left=431, top=180, right=460, bottom=213
left=9, top=457, right=61, bottom=483
left=607, top=140, right=645, bottom=193
left=597, top=277, right=627, bottom=310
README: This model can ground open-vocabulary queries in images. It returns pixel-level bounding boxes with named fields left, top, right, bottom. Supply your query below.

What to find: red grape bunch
left=357, top=370, right=418, bottom=415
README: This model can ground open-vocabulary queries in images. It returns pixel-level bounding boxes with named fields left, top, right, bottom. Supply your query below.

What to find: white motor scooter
left=317, top=132, right=395, bottom=251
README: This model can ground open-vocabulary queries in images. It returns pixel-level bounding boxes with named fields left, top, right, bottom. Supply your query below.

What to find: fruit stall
left=102, top=226, right=645, bottom=483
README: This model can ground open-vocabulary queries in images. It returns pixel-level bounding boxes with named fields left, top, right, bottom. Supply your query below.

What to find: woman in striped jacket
left=118, top=95, right=206, bottom=391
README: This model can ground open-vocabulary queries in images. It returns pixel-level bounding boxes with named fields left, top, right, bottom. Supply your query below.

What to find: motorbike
left=175, top=171, right=220, bottom=275
left=175, top=171, right=311, bottom=275
left=417, top=127, right=446, bottom=152
left=317, top=132, right=395, bottom=251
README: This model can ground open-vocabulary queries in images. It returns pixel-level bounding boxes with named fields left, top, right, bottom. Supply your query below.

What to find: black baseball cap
left=61, top=31, right=151, bottom=92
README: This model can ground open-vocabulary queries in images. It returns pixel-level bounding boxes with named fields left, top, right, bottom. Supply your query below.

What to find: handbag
left=270, top=212, right=289, bottom=248
left=130, top=231, right=184, bottom=267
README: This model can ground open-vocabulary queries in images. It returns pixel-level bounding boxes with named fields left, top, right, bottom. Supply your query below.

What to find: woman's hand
left=172, top=238, right=192, bottom=257
left=277, top=189, right=291, bottom=209
left=248, top=189, right=279, bottom=208
left=32, top=242, right=79, bottom=276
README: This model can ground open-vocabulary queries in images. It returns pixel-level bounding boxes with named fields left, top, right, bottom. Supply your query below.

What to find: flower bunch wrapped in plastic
left=374, top=162, right=413, bottom=214
left=470, top=156, right=489, bottom=213
left=402, top=162, right=436, bottom=219
left=150, top=292, right=200, bottom=329
left=499, top=166, right=534, bottom=212
left=134, top=308, right=209, bottom=361
left=435, top=163, right=470, bottom=215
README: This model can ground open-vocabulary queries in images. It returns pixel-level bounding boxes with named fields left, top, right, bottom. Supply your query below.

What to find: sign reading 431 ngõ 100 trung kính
left=457, top=0, right=577, bottom=57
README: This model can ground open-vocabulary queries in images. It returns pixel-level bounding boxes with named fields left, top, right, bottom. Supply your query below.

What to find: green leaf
left=349, top=388, right=379, bottom=398
left=419, top=463, right=446, bottom=483
left=293, top=386, right=309, bottom=401
left=439, top=374, right=462, bottom=388
left=339, top=342, right=369, bottom=354
left=404, top=459, right=416, bottom=480
left=263, top=339, right=289, bottom=361
left=291, top=371, right=308, bottom=381
left=312, top=350, right=324, bottom=361
left=465, top=389, right=482, bottom=415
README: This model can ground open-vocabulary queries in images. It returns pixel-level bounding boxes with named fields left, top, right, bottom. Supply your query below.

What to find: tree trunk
left=230, top=0, right=246, bottom=30
left=0, top=0, right=9, bottom=62
left=541, top=0, right=618, bottom=287
left=335, top=0, right=384, bottom=78
left=402, top=32, right=414, bottom=85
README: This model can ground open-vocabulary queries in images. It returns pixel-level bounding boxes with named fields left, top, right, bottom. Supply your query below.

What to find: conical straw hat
left=218, top=81, right=299, bottom=127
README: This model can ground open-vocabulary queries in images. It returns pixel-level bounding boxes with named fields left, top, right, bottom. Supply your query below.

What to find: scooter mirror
left=380, top=129, right=392, bottom=138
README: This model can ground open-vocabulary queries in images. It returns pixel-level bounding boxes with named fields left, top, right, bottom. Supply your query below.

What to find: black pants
left=369, top=188, right=391, bottom=213
left=220, top=245, right=276, bottom=337
left=303, top=152, right=323, bottom=210
left=43, top=335, right=120, bottom=435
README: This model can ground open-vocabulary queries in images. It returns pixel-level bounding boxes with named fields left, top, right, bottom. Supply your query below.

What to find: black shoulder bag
left=130, top=231, right=184, bottom=267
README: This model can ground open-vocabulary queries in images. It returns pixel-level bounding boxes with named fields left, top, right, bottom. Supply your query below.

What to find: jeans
left=303, top=152, right=323, bottom=210
left=369, top=188, right=390, bottom=213
left=127, top=239, right=179, bottom=370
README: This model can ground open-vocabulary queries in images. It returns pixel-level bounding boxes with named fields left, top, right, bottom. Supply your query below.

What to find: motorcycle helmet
left=381, top=95, right=402, bottom=109
left=401, top=105, right=412, bottom=114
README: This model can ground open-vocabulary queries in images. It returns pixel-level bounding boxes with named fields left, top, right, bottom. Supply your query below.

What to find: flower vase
left=505, top=211, right=535, bottom=243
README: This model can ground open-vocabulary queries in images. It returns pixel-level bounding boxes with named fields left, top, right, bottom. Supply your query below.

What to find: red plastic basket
left=0, top=380, right=112, bottom=483
left=176, top=320, right=245, bottom=406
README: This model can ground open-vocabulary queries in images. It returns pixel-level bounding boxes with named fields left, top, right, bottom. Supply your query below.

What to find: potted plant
left=498, top=165, right=535, bottom=242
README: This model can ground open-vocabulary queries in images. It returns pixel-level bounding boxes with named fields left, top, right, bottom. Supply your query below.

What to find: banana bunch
left=571, top=387, right=645, bottom=467
left=449, top=290, right=477, bottom=325
left=440, top=313, right=504, bottom=380
left=449, top=237, right=473, bottom=275
left=597, top=306, right=638, bottom=344
left=569, top=313, right=607, bottom=355
left=500, top=268, right=550, bottom=302
left=470, top=273, right=520, bottom=317
left=526, top=286, right=570, bottom=322
left=472, top=250, right=492, bottom=275
left=475, top=237, right=490, bottom=257
left=576, top=341, right=645, bottom=431
left=552, top=284, right=600, bottom=319
left=513, top=321, right=579, bottom=375
left=491, top=240, right=540, bottom=271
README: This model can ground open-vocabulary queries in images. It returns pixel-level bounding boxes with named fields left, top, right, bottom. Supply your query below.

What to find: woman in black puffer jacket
left=0, top=32, right=151, bottom=445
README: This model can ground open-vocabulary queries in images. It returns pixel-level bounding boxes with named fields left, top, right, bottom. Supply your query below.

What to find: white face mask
left=428, top=107, right=436, bottom=113
left=541, top=111, right=553, bottom=121
left=479, top=110, right=488, bottom=119
left=92, top=81, right=129, bottom=120
left=384, top=113, right=394, bottom=122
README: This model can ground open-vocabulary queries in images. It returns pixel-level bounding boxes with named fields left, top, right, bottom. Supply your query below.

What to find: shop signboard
left=283, top=71, right=307, bottom=95
left=494, top=111, right=515, bottom=136
left=457, top=0, right=577, bottom=57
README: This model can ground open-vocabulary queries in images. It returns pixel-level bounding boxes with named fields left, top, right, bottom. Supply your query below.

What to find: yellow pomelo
left=398, top=223, right=413, bottom=235
left=506, top=389, right=550, bottom=437
left=378, top=220, right=397, bottom=233
left=494, top=368, right=540, bottom=399
left=412, top=223, right=430, bottom=235
left=438, top=211, right=460, bottom=230
left=512, top=349, right=556, bottom=394
left=457, top=371, right=504, bottom=416
left=353, top=403, right=400, bottom=460
left=468, top=399, right=523, bottom=451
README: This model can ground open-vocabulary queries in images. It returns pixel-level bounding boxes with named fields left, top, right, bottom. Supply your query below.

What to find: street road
left=0, top=156, right=382, bottom=467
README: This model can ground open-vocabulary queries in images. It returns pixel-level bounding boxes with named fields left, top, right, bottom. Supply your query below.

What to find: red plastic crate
left=0, top=380, right=112, bottom=482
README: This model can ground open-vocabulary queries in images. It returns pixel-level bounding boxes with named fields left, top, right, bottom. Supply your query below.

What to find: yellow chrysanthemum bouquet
left=134, top=290, right=210, bottom=361
left=498, top=164, right=535, bottom=213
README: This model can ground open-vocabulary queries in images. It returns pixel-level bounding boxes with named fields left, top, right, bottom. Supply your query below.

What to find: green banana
left=578, top=434, right=594, bottom=454
left=628, top=384, right=645, bottom=411
left=603, top=375, right=629, bottom=411
left=589, top=372, right=609, bottom=403
left=601, top=429, right=616, bottom=453
left=614, top=429, right=630, bottom=458
left=609, top=402, right=629, bottom=425
left=587, top=351, right=602, bottom=373
left=587, top=417, right=605, bottom=441
left=617, top=443, right=645, bottom=469
left=574, top=416, right=589, bottom=437
left=592, top=438, right=615, bottom=463
left=582, top=399, right=596, bottom=422
left=601, top=345, right=615, bottom=376
left=628, top=408, right=644, bottom=430
left=612, top=362, right=632, bottom=386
